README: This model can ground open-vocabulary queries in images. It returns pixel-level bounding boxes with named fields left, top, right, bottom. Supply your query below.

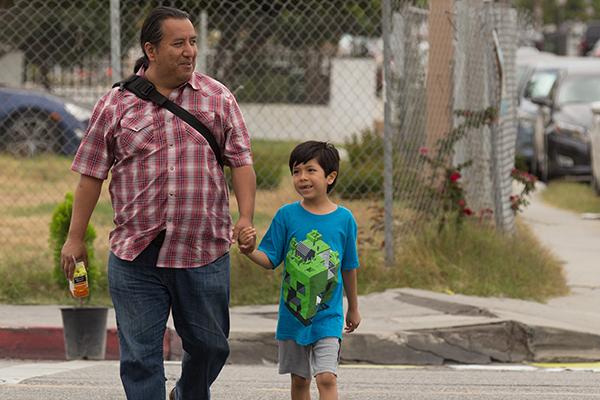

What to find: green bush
left=49, top=192, right=99, bottom=296
left=345, top=129, right=385, bottom=165
left=336, top=161, right=383, bottom=199
left=337, top=130, right=384, bottom=199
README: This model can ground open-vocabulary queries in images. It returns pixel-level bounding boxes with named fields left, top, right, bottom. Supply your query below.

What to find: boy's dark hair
left=289, top=141, right=340, bottom=193
left=134, top=6, right=191, bottom=73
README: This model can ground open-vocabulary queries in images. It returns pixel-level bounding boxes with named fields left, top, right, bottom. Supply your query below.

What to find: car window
left=556, top=75, right=600, bottom=105
left=524, top=70, right=559, bottom=99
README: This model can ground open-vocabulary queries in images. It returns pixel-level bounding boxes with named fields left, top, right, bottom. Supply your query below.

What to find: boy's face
left=292, top=158, right=337, bottom=201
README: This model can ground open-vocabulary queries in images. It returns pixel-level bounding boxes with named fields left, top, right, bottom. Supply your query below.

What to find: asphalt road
left=1, top=360, right=599, bottom=399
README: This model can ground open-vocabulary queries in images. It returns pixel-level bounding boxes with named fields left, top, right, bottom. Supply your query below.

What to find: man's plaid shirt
left=72, top=70, right=253, bottom=268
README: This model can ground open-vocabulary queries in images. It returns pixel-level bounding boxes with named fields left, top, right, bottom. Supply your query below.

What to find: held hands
left=237, top=226, right=257, bottom=255
left=344, top=308, right=361, bottom=333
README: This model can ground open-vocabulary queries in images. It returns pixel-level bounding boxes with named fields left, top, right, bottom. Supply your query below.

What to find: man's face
left=148, top=18, right=197, bottom=84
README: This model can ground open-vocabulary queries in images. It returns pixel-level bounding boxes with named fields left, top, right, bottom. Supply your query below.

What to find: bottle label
left=70, top=261, right=89, bottom=298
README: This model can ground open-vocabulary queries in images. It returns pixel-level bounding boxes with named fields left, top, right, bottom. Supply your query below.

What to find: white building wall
left=241, top=58, right=381, bottom=144
left=0, top=51, right=23, bottom=86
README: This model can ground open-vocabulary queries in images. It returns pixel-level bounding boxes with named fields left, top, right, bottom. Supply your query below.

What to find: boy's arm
left=245, top=249, right=274, bottom=270
left=238, top=226, right=275, bottom=269
left=342, top=269, right=361, bottom=333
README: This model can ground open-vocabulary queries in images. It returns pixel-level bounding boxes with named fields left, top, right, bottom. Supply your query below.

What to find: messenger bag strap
left=113, top=75, right=224, bottom=168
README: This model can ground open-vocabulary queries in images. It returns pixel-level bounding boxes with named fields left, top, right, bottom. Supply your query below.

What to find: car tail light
left=49, top=112, right=62, bottom=122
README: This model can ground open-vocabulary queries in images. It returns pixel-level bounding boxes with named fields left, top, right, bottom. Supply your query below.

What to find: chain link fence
left=388, top=0, right=517, bottom=250
left=0, top=0, right=518, bottom=275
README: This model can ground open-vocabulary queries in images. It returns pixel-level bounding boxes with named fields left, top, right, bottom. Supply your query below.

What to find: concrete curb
left=2, top=321, right=600, bottom=364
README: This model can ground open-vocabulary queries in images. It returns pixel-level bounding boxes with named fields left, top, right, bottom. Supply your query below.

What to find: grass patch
left=541, top=181, right=600, bottom=214
left=0, top=152, right=568, bottom=305
left=358, top=219, right=568, bottom=302
left=0, top=253, right=112, bottom=306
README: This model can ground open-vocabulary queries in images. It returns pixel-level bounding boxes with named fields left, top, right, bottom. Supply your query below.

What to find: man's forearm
left=68, top=174, right=103, bottom=240
left=231, top=165, right=256, bottom=220
left=342, top=269, right=359, bottom=311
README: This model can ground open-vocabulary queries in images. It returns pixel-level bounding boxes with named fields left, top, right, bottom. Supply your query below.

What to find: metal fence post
left=382, top=0, right=395, bottom=267
left=110, top=0, right=122, bottom=81
left=196, top=10, right=208, bottom=74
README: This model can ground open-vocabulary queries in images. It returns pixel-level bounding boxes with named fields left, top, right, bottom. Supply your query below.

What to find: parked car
left=0, top=85, right=91, bottom=157
left=530, top=60, right=600, bottom=181
left=515, top=48, right=558, bottom=171
left=579, top=20, right=600, bottom=56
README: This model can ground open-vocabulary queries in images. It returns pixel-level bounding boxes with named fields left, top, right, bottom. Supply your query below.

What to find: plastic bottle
left=69, top=257, right=89, bottom=298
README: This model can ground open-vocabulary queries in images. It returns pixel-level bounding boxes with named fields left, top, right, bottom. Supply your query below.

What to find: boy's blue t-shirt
left=258, top=201, right=359, bottom=346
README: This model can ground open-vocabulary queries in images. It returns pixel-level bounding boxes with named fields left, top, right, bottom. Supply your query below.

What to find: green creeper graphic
left=283, top=230, right=339, bottom=326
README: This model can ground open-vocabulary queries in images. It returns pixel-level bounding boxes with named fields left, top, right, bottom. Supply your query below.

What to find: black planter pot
left=60, top=307, right=109, bottom=360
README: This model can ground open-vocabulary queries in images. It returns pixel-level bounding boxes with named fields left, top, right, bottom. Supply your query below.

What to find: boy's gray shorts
left=278, top=337, right=341, bottom=379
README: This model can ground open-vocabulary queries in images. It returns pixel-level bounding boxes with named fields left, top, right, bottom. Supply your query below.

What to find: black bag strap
left=113, top=75, right=224, bottom=168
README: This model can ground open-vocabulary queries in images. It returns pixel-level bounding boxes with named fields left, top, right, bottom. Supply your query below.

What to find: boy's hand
left=344, top=309, right=361, bottom=333
left=238, top=226, right=257, bottom=255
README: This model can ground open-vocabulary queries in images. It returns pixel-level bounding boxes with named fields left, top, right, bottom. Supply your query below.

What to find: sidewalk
left=1, top=191, right=600, bottom=364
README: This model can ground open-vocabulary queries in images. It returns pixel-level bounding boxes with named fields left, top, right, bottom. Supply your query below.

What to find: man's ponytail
left=134, top=56, right=149, bottom=73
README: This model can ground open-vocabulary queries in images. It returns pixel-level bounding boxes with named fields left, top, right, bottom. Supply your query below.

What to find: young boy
left=238, top=141, right=360, bottom=400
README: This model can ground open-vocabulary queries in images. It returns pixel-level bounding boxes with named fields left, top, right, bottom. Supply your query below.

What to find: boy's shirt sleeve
left=342, top=213, right=359, bottom=270
left=258, top=208, right=287, bottom=268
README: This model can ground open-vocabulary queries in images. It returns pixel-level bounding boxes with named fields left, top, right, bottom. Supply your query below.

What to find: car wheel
left=1, top=109, right=60, bottom=157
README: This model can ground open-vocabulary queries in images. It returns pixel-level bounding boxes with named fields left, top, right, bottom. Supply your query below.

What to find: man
left=60, top=6, right=256, bottom=400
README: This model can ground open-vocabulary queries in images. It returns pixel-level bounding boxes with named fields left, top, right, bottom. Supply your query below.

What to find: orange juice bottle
left=69, top=259, right=89, bottom=298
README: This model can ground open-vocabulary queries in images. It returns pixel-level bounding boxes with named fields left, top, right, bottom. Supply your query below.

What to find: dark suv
left=531, top=62, right=600, bottom=181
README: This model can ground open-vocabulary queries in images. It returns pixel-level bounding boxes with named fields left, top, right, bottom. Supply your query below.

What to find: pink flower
left=419, top=147, right=429, bottom=156
left=457, top=199, right=466, bottom=207
left=463, top=208, right=473, bottom=216
left=450, top=171, right=461, bottom=182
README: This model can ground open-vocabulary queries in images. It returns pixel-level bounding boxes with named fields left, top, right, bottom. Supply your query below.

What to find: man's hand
left=344, top=308, right=361, bottom=333
left=232, top=216, right=254, bottom=254
left=61, top=238, right=88, bottom=281
left=238, top=226, right=257, bottom=254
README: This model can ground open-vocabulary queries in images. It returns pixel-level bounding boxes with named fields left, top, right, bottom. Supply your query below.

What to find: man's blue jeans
left=108, top=238, right=230, bottom=400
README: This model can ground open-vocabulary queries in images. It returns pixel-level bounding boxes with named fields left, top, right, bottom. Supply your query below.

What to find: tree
left=0, top=0, right=113, bottom=89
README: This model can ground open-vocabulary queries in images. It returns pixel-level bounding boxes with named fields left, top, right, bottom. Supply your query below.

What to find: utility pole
left=425, top=0, right=454, bottom=152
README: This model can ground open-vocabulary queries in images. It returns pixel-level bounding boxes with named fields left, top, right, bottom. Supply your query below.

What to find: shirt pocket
left=117, top=116, right=156, bottom=157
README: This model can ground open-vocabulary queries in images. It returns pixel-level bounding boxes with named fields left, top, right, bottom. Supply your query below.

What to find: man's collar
left=136, top=66, right=201, bottom=91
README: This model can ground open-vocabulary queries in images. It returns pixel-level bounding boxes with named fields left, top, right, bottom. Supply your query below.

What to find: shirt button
left=167, top=218, right=173, bottom=222
left=169, top=143, right=174, bottom=147
left=169, top=193, right=174, bottom=197
left=169, top=166, right=174, bottom=171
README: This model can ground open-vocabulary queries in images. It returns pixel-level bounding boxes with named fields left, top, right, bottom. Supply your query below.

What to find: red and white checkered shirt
left=72, top=70, right=253, bottom=268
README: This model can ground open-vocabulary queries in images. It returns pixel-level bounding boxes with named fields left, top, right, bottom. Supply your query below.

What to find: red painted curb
left=0, top=327, right=173, bottom=360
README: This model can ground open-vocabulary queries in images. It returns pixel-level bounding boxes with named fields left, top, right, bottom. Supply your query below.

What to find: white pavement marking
left=340, top=364, right=424, bottom=370
left=449, top=364, right=539, bottom=372
left=0, top=361, right=103, bottom=385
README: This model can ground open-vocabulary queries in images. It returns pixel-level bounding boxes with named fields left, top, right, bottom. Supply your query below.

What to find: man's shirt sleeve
left=71, top=93, right=116, bottom=179
left=223, top=92, right=253, bottom=168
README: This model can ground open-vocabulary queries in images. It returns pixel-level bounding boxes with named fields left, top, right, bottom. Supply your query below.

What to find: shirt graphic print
left=284, top=230, right=339, bottom=326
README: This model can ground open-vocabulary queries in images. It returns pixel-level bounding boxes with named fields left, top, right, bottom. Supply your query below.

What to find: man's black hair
left=134, top=6, right=191, bottom=73
left=289, top=141, right=340, bottom=193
